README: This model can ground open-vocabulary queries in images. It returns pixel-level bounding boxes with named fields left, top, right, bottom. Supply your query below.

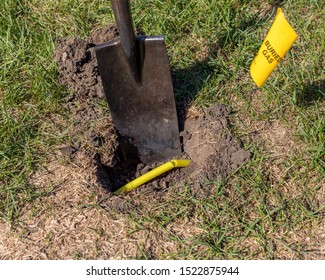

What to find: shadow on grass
left=297, top=79, right=325, bottom=107
left=172, top=60, right=214, bottom=130
left=171, top=5, right=275, bottom=131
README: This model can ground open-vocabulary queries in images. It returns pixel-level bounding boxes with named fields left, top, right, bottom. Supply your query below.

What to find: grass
left=0, top=0, right=324, bottom=259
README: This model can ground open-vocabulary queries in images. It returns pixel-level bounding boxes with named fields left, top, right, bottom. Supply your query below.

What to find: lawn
left=0, top=0, right=324, bottom=259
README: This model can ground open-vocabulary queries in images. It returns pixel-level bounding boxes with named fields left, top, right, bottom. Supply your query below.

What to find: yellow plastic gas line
left=114, top=159, right=191, bottom=195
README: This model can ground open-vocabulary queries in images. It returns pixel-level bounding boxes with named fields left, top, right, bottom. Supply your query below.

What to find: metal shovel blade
left=95, top=0, right=181, bottom=164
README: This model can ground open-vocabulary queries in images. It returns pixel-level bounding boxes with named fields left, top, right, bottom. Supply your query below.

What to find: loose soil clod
left=54, top=27, right=250, bottom=195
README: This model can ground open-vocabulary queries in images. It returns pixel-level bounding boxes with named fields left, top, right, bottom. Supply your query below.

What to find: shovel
left=95, top=0, right=181, bottom=164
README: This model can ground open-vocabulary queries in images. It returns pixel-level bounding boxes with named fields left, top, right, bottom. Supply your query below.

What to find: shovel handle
left=111, top=0, right=136, bottom=59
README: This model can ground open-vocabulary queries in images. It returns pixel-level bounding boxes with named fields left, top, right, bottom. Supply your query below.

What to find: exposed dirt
left=53, top=27, right=250, bottom=195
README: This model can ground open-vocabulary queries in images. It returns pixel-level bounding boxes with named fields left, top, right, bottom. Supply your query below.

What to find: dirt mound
left=55, top=26, right=118, bottom=101
left=54, top=27, right=250, bottom=195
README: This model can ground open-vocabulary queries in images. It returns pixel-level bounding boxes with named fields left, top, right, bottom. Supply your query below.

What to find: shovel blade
left=95, top=36, right=181, bottom=164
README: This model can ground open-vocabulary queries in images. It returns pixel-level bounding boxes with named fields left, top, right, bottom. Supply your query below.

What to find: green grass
left=0, top=0, right=324, bottom=259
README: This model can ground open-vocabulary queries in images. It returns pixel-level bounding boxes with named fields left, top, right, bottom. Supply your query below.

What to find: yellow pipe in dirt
left=114, top=159, right=191, bottom=195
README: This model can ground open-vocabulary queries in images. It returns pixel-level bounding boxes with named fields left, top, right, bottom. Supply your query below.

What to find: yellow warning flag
left=250, top=8, right=298, bottom=87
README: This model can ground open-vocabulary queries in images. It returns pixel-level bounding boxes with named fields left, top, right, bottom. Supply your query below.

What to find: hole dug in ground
left=54, top=27, right=250, bottom=197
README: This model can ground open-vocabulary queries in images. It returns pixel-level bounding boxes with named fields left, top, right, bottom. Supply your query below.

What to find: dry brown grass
left=0, top=149, right=204, bottom=260
left=1, top=98, right=323, bottom=259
